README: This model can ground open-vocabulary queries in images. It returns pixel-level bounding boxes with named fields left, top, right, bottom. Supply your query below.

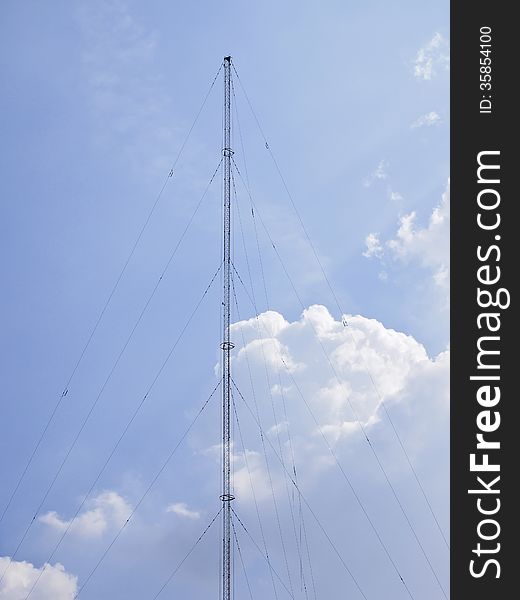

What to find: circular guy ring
left=220, top=341, right=235, bottom=350
left=220, top=494, right=235, bottom=502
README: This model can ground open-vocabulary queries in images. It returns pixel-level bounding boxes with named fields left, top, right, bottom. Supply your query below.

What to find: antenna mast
left=221, top=55, right=234, bottom=600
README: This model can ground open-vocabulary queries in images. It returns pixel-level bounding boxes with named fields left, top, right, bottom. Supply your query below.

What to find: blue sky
left=0, top=1, right=449, bottom=599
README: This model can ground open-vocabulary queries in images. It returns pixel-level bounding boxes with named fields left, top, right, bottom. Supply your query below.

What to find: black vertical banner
left=451, top=3, right=516, bottom=599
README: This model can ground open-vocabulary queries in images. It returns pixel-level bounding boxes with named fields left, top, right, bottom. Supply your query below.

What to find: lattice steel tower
left=220, top=55, right=235, bottom=600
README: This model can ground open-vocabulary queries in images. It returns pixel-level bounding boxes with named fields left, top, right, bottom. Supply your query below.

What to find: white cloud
left=389, top=191, right=403, bottom=202
left=413, top=32, right=450, bottom=80
left=362, top=180, right=450, bottom=290
left=206, top=306, right=450, bottom=595
left=387, top=179, right=450, bottom=287
left=363, top=159, right=388, bottom=187
left=0, top=557, right=77, bottom=600
left=411, top=111, right=441, bottom=128
left=362, top=233, right=383, bottom=258
left=230, top=305, right=449, bottom=463
left=39, top=491, right=132, bottom=539
left=166, top=502, right=201, bottom=520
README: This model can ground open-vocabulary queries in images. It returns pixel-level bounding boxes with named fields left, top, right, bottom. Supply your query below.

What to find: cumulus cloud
left=166, top=502, right=201, bottom=520
left=230, top=305, right=449, bottom=472
left=363, top=180, right=450, bottom=289
left=199, top=305, right=450, bottom=600
left=387, top=179, right=450, bottom=287
left=0, top=557, right=77, bottom=600
left=39, top=491, right=132, bottom=539
left=411, top=111, right=441, bottom=128
left=413, top=32, right=450, bottom=80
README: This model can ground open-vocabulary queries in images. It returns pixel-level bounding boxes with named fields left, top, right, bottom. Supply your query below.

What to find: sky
left=0, top=1, right=449, bottom=599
